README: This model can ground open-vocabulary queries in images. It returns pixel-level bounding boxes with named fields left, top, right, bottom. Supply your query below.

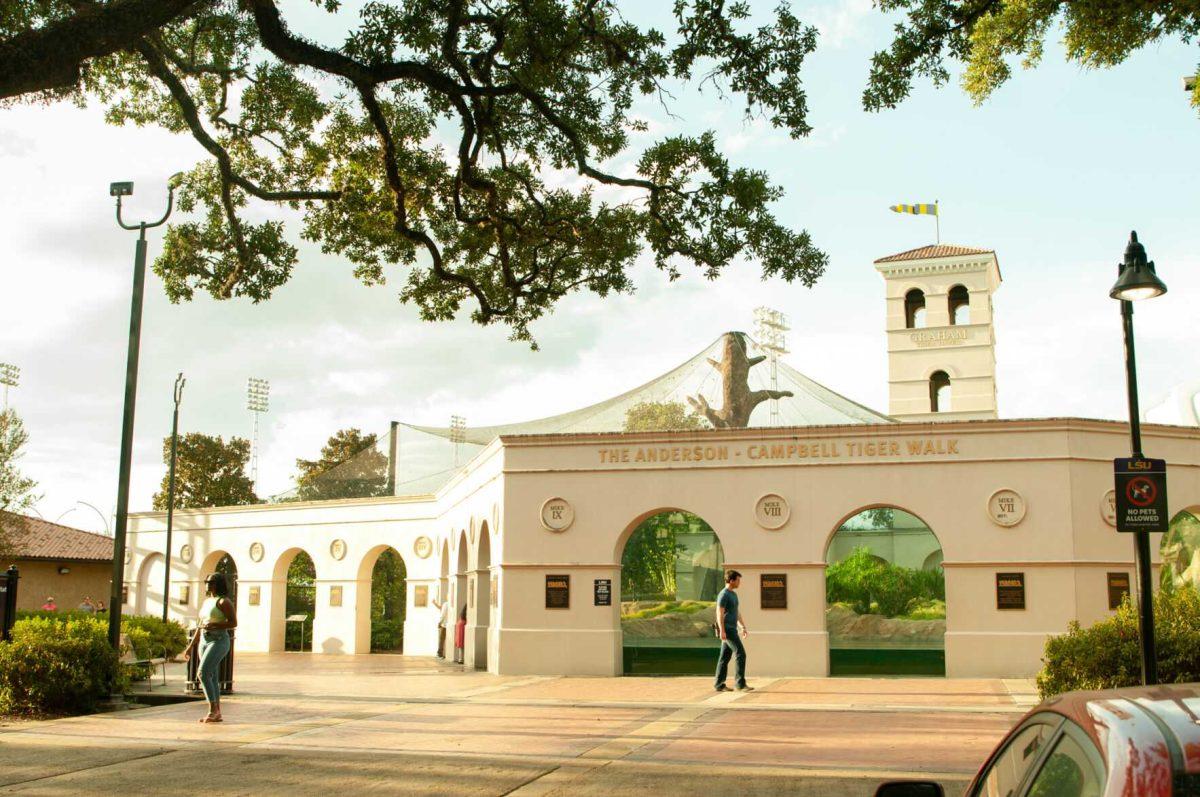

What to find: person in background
left=432, top=595, right=449, bottom=658
left=77, top=596, right=96, bottom=614
left=40, top=596, right=57, bottom=611
left=95, top=599, right=107, bottom=613
left=183, top=573, right=237, bottom=723
left=714, top=569, right=752, bottom=693
left=454, top=605, right=467, bottom=664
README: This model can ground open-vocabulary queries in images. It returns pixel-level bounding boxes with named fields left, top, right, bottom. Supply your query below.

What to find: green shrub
left=1038, top=587, right=1200, bottom=699
left=371, top=618, right=404, bottom=652
left=122, top=615, right=188, bottom=658
left=0, top=616, right=125, bottom=715
left=826, top=547, right=944, bottom=617
left=902, top=598, right=947, bottom=620
left=621, top=600, right=712, bottom=621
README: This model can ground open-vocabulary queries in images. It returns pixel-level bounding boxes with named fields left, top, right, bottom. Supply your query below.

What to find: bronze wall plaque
left=330, top=585, right=343, bottom=607
left=545, top=574, right=570, bottom=609
left=760, top=574, right=787, bottom=609
left=996, top=572, right=1026, bottom=610
left=1107, top=572, right=1131, bottom=610
left=414, top=585, right=428, bottom=607
left=248, top=586, right=261, bottom=606
left=594, top=578, right=612, bottom=606
left=178, top=584, right=190, bottom=606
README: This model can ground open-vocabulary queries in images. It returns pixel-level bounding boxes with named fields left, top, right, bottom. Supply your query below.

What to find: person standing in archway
left=454, top=605, right=467, bottom=664
left=715, top=570, right=752, bottom=692
left=183, top=573, right=238, bottom=723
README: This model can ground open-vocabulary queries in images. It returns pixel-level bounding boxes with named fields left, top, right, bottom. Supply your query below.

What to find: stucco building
left=3, top=513, right=113, bottom=611
left=123, top=244, right=1200, bottom=678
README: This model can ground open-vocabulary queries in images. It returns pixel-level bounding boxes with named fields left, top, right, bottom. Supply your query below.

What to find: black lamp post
left=1110, top=230, right=1168, bottom=686
left=162, top=372, right=186, bottom=622
left=106, top=178, right=177, bottom=651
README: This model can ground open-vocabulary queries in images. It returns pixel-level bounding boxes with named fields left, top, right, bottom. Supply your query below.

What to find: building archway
left=470, top=523, right=491, bottom=670
left=199, top=550, right=238, bottom=604
left=1161, top=507, right=1200, bottom=593
left=453, top=531, right=468, bottom=663
left=272, top=548, right=317, bottom=652
left=135, top=553, right=165, bottom=617
left=617, top=509, right=725, bottom=674
left=356, top=545, right=407, bottom=653
left=824, top=506, right=945, bottom=676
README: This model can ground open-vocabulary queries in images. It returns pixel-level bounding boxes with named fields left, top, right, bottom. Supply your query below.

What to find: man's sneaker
left=736, top=684, right=754, bottom=691
left=715, top=684, right=732, bottom=692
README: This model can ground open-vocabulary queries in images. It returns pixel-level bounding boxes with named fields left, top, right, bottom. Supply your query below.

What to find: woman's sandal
left=199, top=715, right=224, bottom=723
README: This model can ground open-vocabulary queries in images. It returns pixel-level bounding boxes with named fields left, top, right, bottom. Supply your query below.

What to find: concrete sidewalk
left=0, top=654, right=1037, bottom=796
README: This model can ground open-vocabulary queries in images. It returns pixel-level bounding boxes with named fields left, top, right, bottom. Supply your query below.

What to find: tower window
left=930, top=371, right=951, bottom=413
left=948, top=285, right=970, bottom=326
left=905, top=289, right=926, bottom=329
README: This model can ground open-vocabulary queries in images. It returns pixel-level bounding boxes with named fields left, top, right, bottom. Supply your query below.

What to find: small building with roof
left=2, top=512, right=113, bottom=611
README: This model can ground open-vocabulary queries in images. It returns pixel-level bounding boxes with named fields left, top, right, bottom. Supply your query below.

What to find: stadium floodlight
left=246, top=378, right=270, bottom=488
left=449, top=415, right=467, bottom=466
left=0, top=362, right=18, bottom=410
left=753, top=307, right=790, bottom=426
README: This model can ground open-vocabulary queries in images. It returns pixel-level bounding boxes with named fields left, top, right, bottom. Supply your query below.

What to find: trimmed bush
left=371, top=618, right=404, bottom=652
left=0, top=616, right=124, bottom=715
left=1038, top=587, right=1200, bottom=700
left=122, top=615, right=188, bottom=659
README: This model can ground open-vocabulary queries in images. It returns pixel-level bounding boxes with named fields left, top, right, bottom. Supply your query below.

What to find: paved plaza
left=0, top=654, right=1037, bottom=796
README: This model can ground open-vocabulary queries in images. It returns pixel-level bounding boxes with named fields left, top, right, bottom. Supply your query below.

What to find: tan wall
left=11, top=559, right=112, bottom=612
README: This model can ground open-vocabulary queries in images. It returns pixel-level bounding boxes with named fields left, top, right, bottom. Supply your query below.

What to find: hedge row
left=1038, top=586, right=1200, bottom=699
left=0, top=613, right=188, bottom=715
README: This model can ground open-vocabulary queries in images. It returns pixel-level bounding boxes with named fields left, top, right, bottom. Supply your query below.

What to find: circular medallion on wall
left=330, top=539, right=347, bottom=561
left=414, top=536, right=433, bottom=559
left=249, top=541, right=264, bottom=562
left=754, top=493, right=790, bottom=530
left=179, top=544, right=193, bottom=564
left=987, top=489, right=1027, bottom=527
left=1100, top=489, right=1117, bottom=527
left=540, top=497, right=574, bottom=532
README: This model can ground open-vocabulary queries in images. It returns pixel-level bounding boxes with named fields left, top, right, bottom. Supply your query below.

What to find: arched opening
left=356, top=546, right=407, bottom=654
left=275, top=549, right=317, bottom=652
left=1161, top=508, right=1200, bottom=593
left=199, top=550, right=238, bottom=605
left=930, top=371, right=951, bottom=413
left=905, top=289, right=926, bottom=329
left=619, top=510, right=724, bottom=675
left=948, top=285, right=970, bottom=325
left=825, top=507, right=945, bottom=676
left=135, top=553, right=165, bottom=617
left=453, top=532, right=468, bottom=663
left=437, top=539, right=450, bottom=658
left=473, top=524, right=491, bottom=670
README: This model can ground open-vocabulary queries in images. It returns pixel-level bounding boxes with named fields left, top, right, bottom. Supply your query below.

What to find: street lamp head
left=109, top=181, right=134, bottom=198
left=1110, top=231, right=1167, bottom=302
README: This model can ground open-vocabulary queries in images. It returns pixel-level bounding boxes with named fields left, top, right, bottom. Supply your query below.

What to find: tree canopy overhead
left=864, top=0, right=1200, bottom=112
left=1, top=1, right=828, bottom=344
left=151, top=432, right=258, bottom=509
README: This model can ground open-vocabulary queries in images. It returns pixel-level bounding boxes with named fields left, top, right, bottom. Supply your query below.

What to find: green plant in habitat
left=370, top=548, right=406, bottom=652
left=825, top=547, right=945, bottom=618
left=622, top=600, right=712, bottom=621
left=0, top=615, right=126, bottom=714
left=285, top=552, right=317, bottom=651
left=1037, top=586, right=1200, bottom=699
left=621, top=514, right=688, bottom=600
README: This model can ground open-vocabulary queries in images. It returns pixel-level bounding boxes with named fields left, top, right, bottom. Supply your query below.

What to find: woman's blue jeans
left=198, top=630, right=230, bottom=703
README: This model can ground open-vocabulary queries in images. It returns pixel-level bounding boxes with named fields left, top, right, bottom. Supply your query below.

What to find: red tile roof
left=2, top=512, right=113, bottom=562
left=874, top=244, right=994, bottom=263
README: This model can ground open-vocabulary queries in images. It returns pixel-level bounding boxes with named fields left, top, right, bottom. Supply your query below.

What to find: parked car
left=876, top=683, right=1200, bottom=797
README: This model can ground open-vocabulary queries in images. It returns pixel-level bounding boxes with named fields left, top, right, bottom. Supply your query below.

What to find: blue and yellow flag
left=890, top=203, right=938, bottom=216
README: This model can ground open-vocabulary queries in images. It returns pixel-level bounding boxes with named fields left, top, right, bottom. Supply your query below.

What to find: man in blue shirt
left=715, top=570, right=752, bottom=692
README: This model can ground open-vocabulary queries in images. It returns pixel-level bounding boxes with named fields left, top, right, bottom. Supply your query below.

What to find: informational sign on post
left=1114, top=458, right=1169, bottom=533
left=593, top=579, right=612, bottom=606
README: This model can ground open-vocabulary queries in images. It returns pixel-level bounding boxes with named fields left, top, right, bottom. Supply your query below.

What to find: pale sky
left=1, top=1, right=1197, bottom=534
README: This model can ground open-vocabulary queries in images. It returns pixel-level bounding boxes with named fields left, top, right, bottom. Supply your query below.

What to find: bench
left=118, top=632, right=168, bottom=690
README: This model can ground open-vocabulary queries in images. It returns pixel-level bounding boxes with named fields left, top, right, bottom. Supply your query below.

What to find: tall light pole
left=162, top=373, right=185, bottom=623
left=246, top=378, right=270, bottom=491
left=753, top=307, right=789, bottom=426
left=106, top=177, right=177, bottom=651
left=449, top=415, right=466, bottom=467
left=1110, top=230, right=1168, bottom=686
left=0, top=363, right=18, bottom=411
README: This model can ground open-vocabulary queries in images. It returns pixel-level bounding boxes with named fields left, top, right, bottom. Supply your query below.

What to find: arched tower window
left=905, top=289, right=926, bottom=329
left=948, top=285, right=970, bottom=326
left=930, top=371, right=951, bottom=413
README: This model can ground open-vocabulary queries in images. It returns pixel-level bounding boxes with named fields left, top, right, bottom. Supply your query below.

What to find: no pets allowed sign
left=1114, top=457, right=1168, bottom=533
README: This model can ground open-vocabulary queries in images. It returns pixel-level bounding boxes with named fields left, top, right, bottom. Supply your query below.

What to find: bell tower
left=874, top=244, right=1001, bottom=422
